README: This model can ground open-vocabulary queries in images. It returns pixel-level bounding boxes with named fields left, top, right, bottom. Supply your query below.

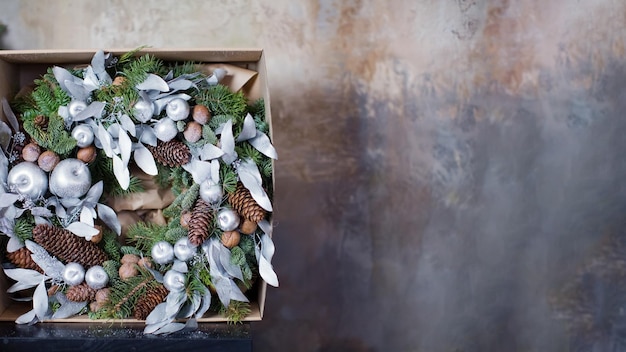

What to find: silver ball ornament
left=217, top=209, right=240, bottom=231
left=133, top=100, right=155, bottom=123
left=166, top=98, right=190, bottom=121
left=174, top=238, right=197, bottom=262
left=49, top=158, right=92, bottom=198
left=199, top=179, right=223, bottom=205
left=68, top=100, right=87, bottom=118
left=71, top=124, right=95, bottom=148
left=63, top=262, right=85, bottom=286
left=85, top=265, right=109, bottom=289
left=163, top=270, right=186, bottom=292
left=151, top=241, right=175, bottom=265
left=153, top=117, right=178, bottom=142
left=7, top=162, right=48, bottom=199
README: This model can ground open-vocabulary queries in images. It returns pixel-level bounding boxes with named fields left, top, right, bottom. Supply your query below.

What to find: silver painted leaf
left=249, top=131, right=278, bottom=160
left=154, top=322, right=186, bottom=335
left=85, top=181, right=104, bottom=205
left=210, top=159, right=220, bottom=184
left=199, top=143, right=224, bottom=161
left=0, top=193, right=19, bottom=207
left=30, top=207, right=52, bottom=218
left=259, top=254, right=279, bottom=287
left=137, top=73, right=169, bottom=92
left=0, top=146, right=8, bottom=183
left=97, top=124, right=114, bottom=158
left=0, top=120, right=11, bottom=153
left=118, top=129, right=132, bottom=165
left=238, top=159, right=263, bottom=185
left=145, top=302, right=168, bottom=325
left=119, top=114, right=136, bottom=137
left=82, top=66, right=100, bottom=92
left=66, top=222, right=100, bottom=239
left=182, top=159, right=212, bottom=184
left=213, top=276, right=248, bottom=307
left=97, top=203, right=121, bottom=236
left=60, top=197, right=81, bottom=208
left=144, top=320, right=171, bottom=335
left=80, top=206, right=94, bottom=227
left=138, top=126, right=158, bottom=146
left=25, top=240, right=64, bottom=281
left=164, top=70, right=174, bottom=81
left=171, top=260, right=188, bottom=273
left=52, top=66, right=76, bottom=94
left=65, top=81, right=89, bottom=101
left=0, top=216, right=14, bottom=236
left=168, top=79, right=193, bottom=91
left=165, top=291, right=186, bottom=319
left=236, top=113, right=257, bottom=142
left=176, top=301, right=195, bottom=319
left=195, top=291, right=212, bottom=318
left=90, top=50, right=107, bottom=76
left=144, top=265, right=164, bottom=283
left=51, top=295, right=87, bottom=319
left=5, top=268, right=44, bottom=292
left=112, top=154, right=130, bottom=190
left=2, top=97, right=19, bottom=132
left=7, top=236, right=24, bottom=253
left=220, top=120, right=237, bottom=164
left=15, top=309, right=37, bottom=325
left=258, top=219, right=272, bottom=236
left=33, top=216, right=50, bottom=226
left=260, top=233, right=276, bottom=263
left=33, top=279, right=49, bottom=320
left=219, top=247, right=243, bottom=281
left=134, top=144, right=158, bottom=175
left=75, top=101, right=106, bottom=122
left=239, top=169, right=272, bottom=212
left=57, top=105, right=69, bottom=121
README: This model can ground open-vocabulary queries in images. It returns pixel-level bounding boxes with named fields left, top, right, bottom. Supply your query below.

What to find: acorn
left=192, top=104, right=211, bottom=125
left=221, top=231, right=241, bottom=249
left=37, top=150, right=60, bottom=172
left=119, top=262, right=139, bottom=281
left=22, top=143, right=41, bottom=162
left=120, top=254, right=140, bottom=265
left=183, top=121, right=202, bottom=143
left=90, top=225, right=103, bottom=244
left=239, top=219, right=258, bottom=235
left=138, top=257, right=153, bottom=270
left=180, top=211, right=192, bottom=229
left=77, top=145, right=97, bottom=164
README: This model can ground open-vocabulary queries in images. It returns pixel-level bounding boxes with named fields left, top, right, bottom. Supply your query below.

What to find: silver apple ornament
left=163, top=270, right=186, bottom=292
left=71, top=124, right=95, bottom=148
left=166, top=98, right=190, bottom=121
left=85, top=265, right=109, bottom=289
left=49, top=158, right=92, bottom=198
left=217, top=209, right=240, bottom=231
left=63, top=262, right=85, bottom=286
left=7, top=161, right=48, bottom=199
left=199, top=179, right=223, bottom=205
left=153, top=117, right=178, bottom=142
left=174, top=237, right=196, bottom=262
left=133, top=100, right=155, bottom=123
left=151, top=241, right=175, bottom=265
left=68, top=100, right=88, bottom=118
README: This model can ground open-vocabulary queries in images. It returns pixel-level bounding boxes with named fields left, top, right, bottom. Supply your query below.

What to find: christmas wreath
left=0, top=49, right=277, bottom=334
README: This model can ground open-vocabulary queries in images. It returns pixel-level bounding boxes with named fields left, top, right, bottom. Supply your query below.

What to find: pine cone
left=228, top=182, right=266, bottom=222
left=66, top=282, right=96, bottom=302
left=132, top=284, right=169, bottom=320
left=6, top=247, right=43, bottom=273
left=34, top=115, right=48, bottom=130
left=188, top=199, right=214, bottom=246
left=146, top=140, right=191, bottom=167
left=32, top=224, right=108, bottom=268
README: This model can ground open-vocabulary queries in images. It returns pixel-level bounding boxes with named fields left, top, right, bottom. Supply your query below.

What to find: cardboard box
left=0, top=48, right=273, bottom=324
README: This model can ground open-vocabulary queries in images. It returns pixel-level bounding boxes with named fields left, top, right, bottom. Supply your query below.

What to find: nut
left=77, top=145, right=97, bottom=163
left=118, top=262, right=139, bottom=281
left=192, top=104, right=211, bottom=125
left=121, top=254, right=140, bottom=265
left=37, top=150, right=60, bottom=172
left=239, top=219, right=258, bottom=235
left=22, top=143, right=41, bottom=162
left=221, top=230, right=241, bottom=249
left=95, top=287, right=111, bottom=304
left=183, top=121, right=202, bottom=143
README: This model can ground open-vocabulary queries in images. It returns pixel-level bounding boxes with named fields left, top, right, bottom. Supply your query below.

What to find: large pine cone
left=6, top=247, right=43, bottom=273
left=146, top=140, right=191, bottom=167
left=133, top=284, right=169, bottom=320
left=32, top=224, right=108, bottom=268
left=228, top=182, right=266, bottom=222
left=66, top=282, right=97, bottom=302
left=187, top=199, right=214, bottom=246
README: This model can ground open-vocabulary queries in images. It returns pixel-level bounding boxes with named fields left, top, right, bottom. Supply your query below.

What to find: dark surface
left=0, top=322, right=251, bottom=352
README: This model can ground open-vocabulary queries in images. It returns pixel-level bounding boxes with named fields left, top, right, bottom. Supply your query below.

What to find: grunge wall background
left=2, top=1, right=626, bottom=351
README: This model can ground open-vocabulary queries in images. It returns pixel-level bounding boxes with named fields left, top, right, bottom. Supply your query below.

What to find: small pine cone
left=32, top=224, right=108, bottom=268
left=187, top=199, right=214, bottom=246
left=146, top=140, right=191, bottom=167
left=34, top=115, right=48, bottom=130
left=228, top=183, right=267, bottom=222
left=66, top=282, right=96, bottom=302
left=133, top=284, right=169, bottom=320
left=6, top=247, right=43, bottom=273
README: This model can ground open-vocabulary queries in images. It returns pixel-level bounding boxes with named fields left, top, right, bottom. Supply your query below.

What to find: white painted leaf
left=165, top=291, right=186, bottom=319
left=195, top=291, right=212, bottom=318
left=182, top=159, right=212, bottom=184
left=65, top=81, right=89, bottom=102
left=30, top=207, right=53, bottom=217
left=236, top=113, right=257, bottom=142
left=112, top=154, right=130, bottom=190
left=2, top=97, right=19, bottom=132
left=33, top=216, right=50, bottom=226
left=258, top=219, right=272, bottom=236
left=144, top=320, right=171, bottom=335
left=57, top=105, right=69, bottom=121
left=137, top=73, right=169, bottom=92
left=259, top=255, right=279, bottom=287
left=5, top=268, right=44, bottom=292
left=15, top=309, right=37, bottom=325
left=90, top=50, right=106, bottom=75
left=238, top=159, right=263, bottom=185
left=83, top=66, right=100, bottom=92
left=97, top=124, right=114, bottom=158
left=210, top=159, right=220, bottom=184
left=249, top=131, right=278, bottom=160
left=80, top=206, right=94, bottom=227
left=199, top=143, right=224, bottom=161
left=85, top=181, right=104, bottom=204
left=145, top=302, right=168, bottom=325
left=97, top=203, right=121, bottom=236
left=26, top=240, right=64, bottom=281
left=134, top=144, right=158, bottom=176
left=52, top=66, right=75, bottom=94
left=0, top=146, right=8, bottom=183
left=52, top=298, right=87, bottom=319
left=260, top=233, right=276, bottom=263
left=138, top=126, right=158, bottom=146
left=66, top=222, right=100, bottom=239
left=33, top=279, right=49, bottom=320
left=74, top=101, right=106, bottom=121
left=239, top=170, right=273, bottom=212
left=120, top=114, right=136, bottom=137
left=168, top=79, right=193, bottom=91
left=171, top=260, right=188, bottom=273
left=220, top=120, right=237, bottom=164
left=7, top=236, right=24, bottom=253
left=154, top=322, right=186, bottom=335
left=0, top=120, right=11, bottom=153
left=0, top=193, right=19, bottom=207
left=118, top=129, right=132, bottom=166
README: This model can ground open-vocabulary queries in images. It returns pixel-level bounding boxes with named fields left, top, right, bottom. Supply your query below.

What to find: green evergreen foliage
left=171, top=61, right=202, bottom=77
left=236, top=143, right=264, bottom=165
left=120, top=246, right=143, bottom=256
left=126, top=222, right=168, bottom=254
left=209, top=114, right=238, bottom=132
left=248, top=98, right=269, bottom=134
left=103, top=272, right=158, bottom=319
left=176, top=120, right=186, bottom=132
left=164, top=227, right=187, bottom=243
left=259, top=158, right=273, bottom=179
left=230, top=246, right=252, bottom=281
left=13, top=216, right=35, bottom=242
left=101, top=229, right=121, bottom=262
left=219, top=300, right=252, bottom=324
left=102, top=259, right=121, bottom=284
left=90, top=150, right=144, bottom=197
left=220, top=163, right=238, bottom=195
left=121, top=54, right=164, bottom=87
left=196, top=85, right=247, bottom=119
left=181, top=183, right=199, bottom=211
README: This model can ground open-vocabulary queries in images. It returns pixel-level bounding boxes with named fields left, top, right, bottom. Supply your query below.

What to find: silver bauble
left=63, top=262, right=85, bottom=286
left=7, top=161, right=48, bottom=199
left=174, top=238, right=196, bottom=262
left=199, top=179, right=223, bottom=205
left=166, top=98, right=190, bottom=121
left=153, top=117, right=178, bottom=142
left=217, top=209, right=240, bottom=232
left=85, top=265, right=109, bottom=289
left=68, top=100, right=88, bottom=118
left=49, top=158, right=92, bottom=198
left=133, top=100, right=155, bottom=123
left=163, top=270, right=186, bottom=292
left=71, top=124, right=95, bottom=148
left=151, top=241, right=175, bottom=265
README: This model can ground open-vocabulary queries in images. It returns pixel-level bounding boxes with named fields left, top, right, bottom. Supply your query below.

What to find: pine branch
left=220, top=163, right=238, bottom=195
left=219, top=300, right=252, bottom=324
left=101, top=229, right=121, bottom=262
left=126, top=222, right=168, bottom=254
left=14, top=215, right=35, bottom=242
left=196, top=85, right=247, bottom=119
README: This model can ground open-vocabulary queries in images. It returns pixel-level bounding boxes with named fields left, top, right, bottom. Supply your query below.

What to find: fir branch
left=105, top=273, right=156, bottom=319
left=116, top=46, right=150, bottom=68
left=126, top=222, right=168, bottom=254
left=153, top=164, right=173, bottom=189
left=259, top=158, right=273, bottom=179
left=195, top=85, right=248, bottom=119
left=120, top=246, right=143, bottom=256
left=164, top=227, right=187, bottom=243
left=220, top=300, right=252, bottom=324
left=13, top=215, right=35, bottom=242
left=102, top=260, right=121, bottom=284
left=121, top=54, right=164, bottom=87
left=220, top=163, right=238, bottom=194
left=171, top=61, right=202, bottom=77
left=181, top=183, right=200, bottom=211
left=235, top=143, right=264, bottom=165
left=202, top=125, right=218, bottom=145
left=101, top=229, right=121, bottom=262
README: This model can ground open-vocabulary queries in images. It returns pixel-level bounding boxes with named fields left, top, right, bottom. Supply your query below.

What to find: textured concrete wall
left=2, top=1, right=626, bottom=351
